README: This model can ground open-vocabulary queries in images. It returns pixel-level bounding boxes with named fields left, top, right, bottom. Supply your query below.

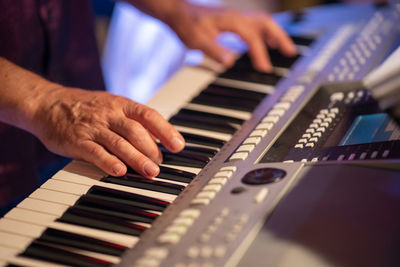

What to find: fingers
left=195, top=37, right=236, bottom=68
left=181, top=8, right=296, bottom=72
left=109, top=118, right=163, bottom=164
left=181, top=23, right=236, bottom=67
left=77, top=140, right=128, bottom=177
left=261, top=16, right=297, bottom=57
left=213, top=12, right=272, bottom=72
left=77, top=101, right=183, bottom=179
left=125, top=103, right=186, bottom=153
left=94, top=128, right=160, bottom=178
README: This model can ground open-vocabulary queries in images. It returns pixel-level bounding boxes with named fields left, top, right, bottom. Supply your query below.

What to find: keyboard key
left=177, top=108, right=244, bottom=124
left=87, top=186, right=169, bottom=212
left=74, top=195, right=158, bottom=223
left=58, top=207, right=146, bottom=236
left=204, top=84, right=267, bottom=101
left=170, top=114, right=238, bottom=134
left=180, top=132, right=225, bottom=148
left=38, top=228, right=127, bottom=256
left=160, top=151, right=210, bottom=168
left=21, top=241, right=112, bottom=267
left=102, top=175, right=185, bottom=195
left=191, top=93, right=259, bottom=112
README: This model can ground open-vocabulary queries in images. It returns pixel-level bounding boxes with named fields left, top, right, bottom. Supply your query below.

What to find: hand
left=165, top=2, right=297, bottom=72
left=31, top=86, right=185, bottom=178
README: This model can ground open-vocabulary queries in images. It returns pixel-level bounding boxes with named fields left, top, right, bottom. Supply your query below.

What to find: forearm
left=0, top=57, right=185, bottom=178
left=0, top=57, right=56, bottom=133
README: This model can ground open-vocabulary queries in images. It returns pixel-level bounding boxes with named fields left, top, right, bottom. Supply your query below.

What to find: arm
left=126, top=0, right=296, bottom=72
left=0, top=57, right=185, bottom=177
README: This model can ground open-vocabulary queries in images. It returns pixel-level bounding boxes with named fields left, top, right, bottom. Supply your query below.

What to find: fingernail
left=170, top=134, right=185, bottom=152
left=112, top=163, right=124, bottom=176
left=258, top=62, right=272, bottom=73
left=144, top=161, right=159, bottom=177
left=220, top=52, right=235, bottom=67
left=155, top=151, right=163, bottom=165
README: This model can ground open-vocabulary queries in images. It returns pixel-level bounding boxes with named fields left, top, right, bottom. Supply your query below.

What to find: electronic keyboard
left=1, top=3, right=400, bottom=267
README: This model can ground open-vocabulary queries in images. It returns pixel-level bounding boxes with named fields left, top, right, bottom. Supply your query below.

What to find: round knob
left=242, top=168, right=286, bottom=185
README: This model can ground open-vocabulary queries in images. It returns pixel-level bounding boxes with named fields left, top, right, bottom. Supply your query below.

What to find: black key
left=191, top=93, right=258, bottom=112
left=161, top=150, right=210, bottom=168
left=204, top=84, right=267, bottom=102
left=127, top=165, right=196, bottom=183
left=219, top=66, right=282, bottom=85
left=74, top=195, right=158, bottom=223
left=102, top=175, right=185, bottom=195
left=180, top=132, right=226, bottom=148
left=87, top=186, right=169, bottom=212
left=268, top=49, right=301, bottom=69
left=58, top=206, right=146, bottom=236
left=177, top=108, right=245, bottom=125
left=290, top=35, right=314, bottom=46
left=235, top=52, right=299, bottom=70
left=170, top=114, right=238, bottom=134
left=157, top=166, right=196, bottom=183
left=38, top=228, right=126, bottom=256
left=159, top=144, right=217, bottom=158
left=181, top=145, right=218, bottom=158
left=21, top=241, right=112, bottom=267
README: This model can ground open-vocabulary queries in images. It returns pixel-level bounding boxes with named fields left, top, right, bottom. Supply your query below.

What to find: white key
left=0, top=218, right=45, bottom=238
left=0, top=245, right=20, bottom=260
left=152, top=177, right=188, bottom=187
left=160, top=164, right=201, bottom=175
left=6, top=207, right=58, bottom=226
left=30, top=188, right=80, bottom=206
left=18, top=198, right=69, bottom=217
left=174, top=125, right=232, bottom=142
left=185, top=103, right=251, bottom=121
left=214, top=77, right=274, bottom=94
left=0, top=231, right=32, bottom=250
left=2, top=211, right=138, bottom=247
left=145, top=65, right=217, bottom=120
left=1, top=253, right=66, bottom=267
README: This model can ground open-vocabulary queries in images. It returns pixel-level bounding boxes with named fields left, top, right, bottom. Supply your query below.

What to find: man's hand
left=33, top=87, right=185, bottom=178
left=0, top=58, right=185, bottom=178
left=129, top=0, right=296, bottom=72
left=167, top=3, right=297, bottom=72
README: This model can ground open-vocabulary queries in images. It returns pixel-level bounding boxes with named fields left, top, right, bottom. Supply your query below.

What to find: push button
left=254, top=188, right=269, bottom=204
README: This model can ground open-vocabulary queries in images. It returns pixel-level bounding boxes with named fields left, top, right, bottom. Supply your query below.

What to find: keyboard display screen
left=339, top=113, right=400, bottom=146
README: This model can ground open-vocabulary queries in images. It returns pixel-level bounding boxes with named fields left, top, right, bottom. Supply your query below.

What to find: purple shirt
left=0, top=0, right=105, bottom=205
